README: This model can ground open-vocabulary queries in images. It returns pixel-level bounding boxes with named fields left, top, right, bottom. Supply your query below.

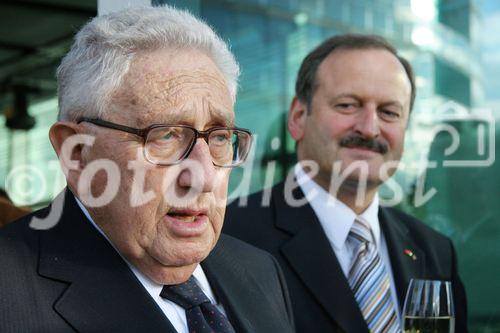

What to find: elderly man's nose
left=177, top=139, right=216, bottom=192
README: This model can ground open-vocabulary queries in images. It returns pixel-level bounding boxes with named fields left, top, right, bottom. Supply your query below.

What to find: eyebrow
left=379, top=101, right=404, bottom=111
left=331, top=93, right=404, bottom=110
left=209, top=108, right=235, bottom=127
left=327, top=93, right=360, bottom=106
left=333, top=93, right=358, bottom=99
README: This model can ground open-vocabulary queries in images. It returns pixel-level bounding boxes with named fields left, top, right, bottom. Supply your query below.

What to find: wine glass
left=402, top=279, right=455, bottom=333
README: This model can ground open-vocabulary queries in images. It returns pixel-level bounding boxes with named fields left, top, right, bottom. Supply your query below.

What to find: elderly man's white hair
left=56, top=5, right=240, bottom=121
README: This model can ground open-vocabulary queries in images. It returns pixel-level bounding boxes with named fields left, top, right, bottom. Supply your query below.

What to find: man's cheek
left=212, top=208, right=226, bottom=233
left=219, top=170, right=231, bottom=188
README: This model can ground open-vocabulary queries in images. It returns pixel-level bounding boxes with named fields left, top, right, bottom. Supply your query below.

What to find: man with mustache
left=0, top=6, right=294, bottom=333
left=224, top=34, right=468, bottom=332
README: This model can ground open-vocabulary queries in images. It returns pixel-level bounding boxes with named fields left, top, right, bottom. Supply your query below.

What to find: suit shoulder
left=218, top=233, right=277, bottom=267
left=0, top=210, right=51, bottom=291
left=225, top=183, right=282, bottom=229
left=228, top=181, right=287, bottom=210
left=227, top=187, right=269, bottom=211
left=0, top=206, right=53, bottom=256
left=218, top=233, right=275, bottom=259
left=0, top=211, right=38, bottom=244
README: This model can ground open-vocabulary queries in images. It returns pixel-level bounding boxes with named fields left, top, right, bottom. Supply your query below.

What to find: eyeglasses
left=77, top=117, right=253, bottom=167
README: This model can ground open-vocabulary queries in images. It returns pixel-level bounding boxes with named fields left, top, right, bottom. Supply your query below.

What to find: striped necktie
left=347, top=218, right=400, bottom=333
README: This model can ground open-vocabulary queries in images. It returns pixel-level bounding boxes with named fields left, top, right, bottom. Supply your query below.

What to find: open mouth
left=164, top=209, right=209, bottom=237
left=167, top=209, right=208, bottom=222
left=167, top=212, right=196, bottom=223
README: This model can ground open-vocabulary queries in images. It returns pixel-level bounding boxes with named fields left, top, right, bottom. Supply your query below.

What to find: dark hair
left=295, top=34, right=416, bottom=112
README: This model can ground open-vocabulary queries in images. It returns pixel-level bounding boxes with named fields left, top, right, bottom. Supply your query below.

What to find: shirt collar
left=129, top=263, right=213, bottom=302
left=294, top=163, right=380, bottom=249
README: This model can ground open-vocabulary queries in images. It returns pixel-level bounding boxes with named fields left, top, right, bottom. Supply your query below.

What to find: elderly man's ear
left=49, top=121, right=89, bottom=190
left=288, top=96, right=307, bottom=141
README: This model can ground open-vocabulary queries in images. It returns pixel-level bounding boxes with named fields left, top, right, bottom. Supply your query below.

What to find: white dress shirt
left=294, top=164, right=401, bottom=323
left=75, top=198, right=225, bottom=333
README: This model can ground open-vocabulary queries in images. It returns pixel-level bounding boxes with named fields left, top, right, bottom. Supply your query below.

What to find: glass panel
left=1, top=1, right=499, bottom=330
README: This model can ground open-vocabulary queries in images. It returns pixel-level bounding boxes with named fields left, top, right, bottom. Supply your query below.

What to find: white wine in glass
left=402, top=279, right=455, bottom=333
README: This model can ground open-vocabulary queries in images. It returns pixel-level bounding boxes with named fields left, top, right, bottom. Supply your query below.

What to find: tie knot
left=349, top=218, right=373, bottom=244
left=160, top=276, right=211, bottom=310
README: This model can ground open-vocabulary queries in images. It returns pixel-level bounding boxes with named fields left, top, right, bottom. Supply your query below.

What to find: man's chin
left=332, top=174, right=382, bottom=194
left=146, top=260, right=201, bottom=285
left=156, top=244, right=212, bottom=267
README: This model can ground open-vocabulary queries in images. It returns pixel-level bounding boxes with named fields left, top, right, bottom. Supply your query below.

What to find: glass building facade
left=0, top=0, right=498, bottom=330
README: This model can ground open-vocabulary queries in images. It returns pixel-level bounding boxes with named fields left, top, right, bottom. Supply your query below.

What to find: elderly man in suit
left=225, top=34, right=468, bottom=333
left=0, top=6, right=294, bottom=333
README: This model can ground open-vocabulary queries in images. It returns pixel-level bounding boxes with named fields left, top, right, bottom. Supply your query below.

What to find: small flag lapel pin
left=404, top=249, right=417, bottom=261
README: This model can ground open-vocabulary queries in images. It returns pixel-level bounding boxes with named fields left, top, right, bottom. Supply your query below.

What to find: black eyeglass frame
left=77, top=117, right=253, bottom=167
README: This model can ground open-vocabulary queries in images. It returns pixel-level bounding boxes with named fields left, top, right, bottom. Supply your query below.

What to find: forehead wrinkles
left=110, top=66, right=232, bottom=127
left=163, top=96, right=235, bottom=126
left=142, top=69, right=229, bottom=108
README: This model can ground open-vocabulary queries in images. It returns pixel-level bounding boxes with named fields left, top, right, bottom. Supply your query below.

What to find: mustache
left=339, top=135, right=388, bottom=154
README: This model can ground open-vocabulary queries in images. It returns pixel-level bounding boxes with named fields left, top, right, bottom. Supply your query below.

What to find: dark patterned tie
left=160, top=276, right=236, bottom=333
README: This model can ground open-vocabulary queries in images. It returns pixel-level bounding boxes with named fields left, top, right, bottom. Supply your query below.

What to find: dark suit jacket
left=0, top=197, right=30, bottom=228
left=224, top=182, right=468, bottom=333
left=0, top=190, right=294, bottom=333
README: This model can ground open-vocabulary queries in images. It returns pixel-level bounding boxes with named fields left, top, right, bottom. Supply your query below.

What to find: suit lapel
left=274, top=183, right=369, bottom=333
left=201, top=235, right=286, bottom=333
left=37, top=190, right=176, bottom=332
left=379, top=207, right=425, bottom=310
